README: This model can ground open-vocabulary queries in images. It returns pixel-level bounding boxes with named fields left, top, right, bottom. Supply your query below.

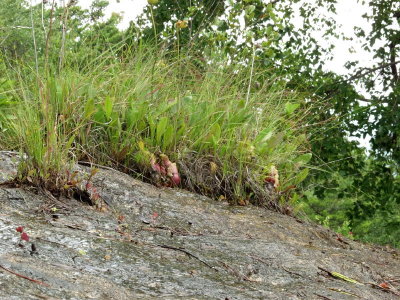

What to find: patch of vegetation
left=0, top=46, right=311, bottom=210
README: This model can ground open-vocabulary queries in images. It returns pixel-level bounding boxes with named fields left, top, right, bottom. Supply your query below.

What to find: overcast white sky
left=79, top=0, right=147, bottom=26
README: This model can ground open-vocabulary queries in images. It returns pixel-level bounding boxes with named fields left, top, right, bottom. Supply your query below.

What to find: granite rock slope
left=0, top=152, right=399, bottom=299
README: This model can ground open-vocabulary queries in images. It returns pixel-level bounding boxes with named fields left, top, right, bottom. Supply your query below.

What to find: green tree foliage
left=0, top=0, right=38, bottom=59
left=351, top=0, right=400, bottom=161
left=137, top=0, right=225, bottom=46
left=0, top=0, right=124, bottom=70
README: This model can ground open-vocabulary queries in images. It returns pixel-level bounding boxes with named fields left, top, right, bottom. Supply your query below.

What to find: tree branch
left=356, top=96, right=389, bottom=104
left=344, top=59, right=400, bottom=84
left=389, top=42, right=399, bottom=83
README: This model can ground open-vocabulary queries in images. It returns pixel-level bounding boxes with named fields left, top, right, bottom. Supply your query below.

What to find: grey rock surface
left=0, top=152, right=399, bottom=299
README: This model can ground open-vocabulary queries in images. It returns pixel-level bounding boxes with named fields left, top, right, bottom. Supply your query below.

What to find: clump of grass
left=1, top=72, right=88, bottom=193
left=1, top=46, right=312, bottom=211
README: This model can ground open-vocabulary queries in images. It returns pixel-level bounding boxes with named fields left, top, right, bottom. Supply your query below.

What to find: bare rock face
left=0, top=152, right=399, bottom=299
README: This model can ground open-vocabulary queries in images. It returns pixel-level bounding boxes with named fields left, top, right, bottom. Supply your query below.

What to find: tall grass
left=0, top=46, right=311, bottom=210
